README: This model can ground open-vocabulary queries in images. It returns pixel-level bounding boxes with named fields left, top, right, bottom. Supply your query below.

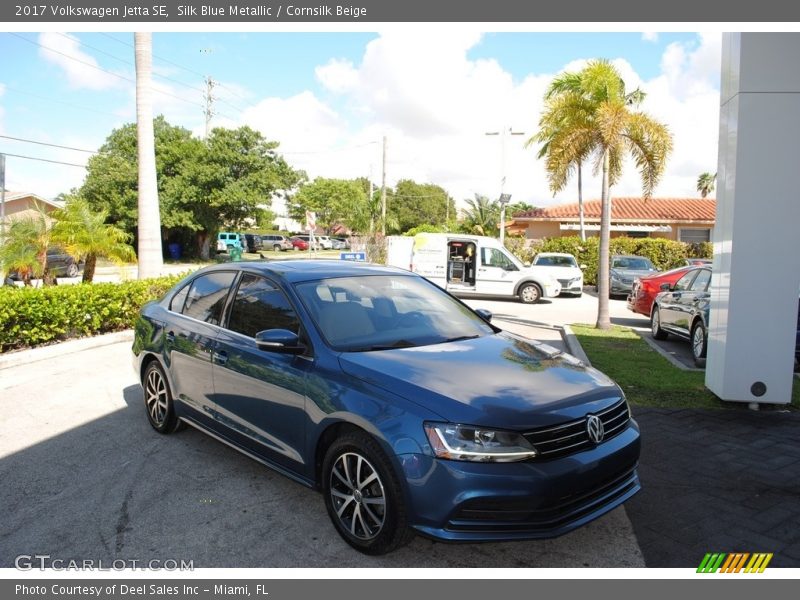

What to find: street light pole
left=485, top=126, right=524, bottom=244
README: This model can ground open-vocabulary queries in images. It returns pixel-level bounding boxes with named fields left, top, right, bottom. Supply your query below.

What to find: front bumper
left=399, top=419, right=641, bottom=542
left=544, top=282, right=562, bottom=298
left=610, top=279, right=634, bottom=294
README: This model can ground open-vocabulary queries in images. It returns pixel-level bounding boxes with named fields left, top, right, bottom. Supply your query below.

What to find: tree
left=134, top=32, right=163, bottom=279
left=697, top=172, right=716, bottom=198
left=539, top=59, right=673, bottom=329
left=0, top=211, right=51, bottom=286
left=388, top=180, right=455, bottom=234
left=51, top=197, right=136, bottom=283
left=462, top=194, right=500, bottom=237
left=288, top=178, right=367, bottom=235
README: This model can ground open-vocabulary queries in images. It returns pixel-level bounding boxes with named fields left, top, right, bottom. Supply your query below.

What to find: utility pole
left=485, top=126, right=524, bottom=244
left=203, top=75, right=217, bottom=137
left=380, top=135, right=387, bottom=236
left=0, top=154, right=6, bottom=242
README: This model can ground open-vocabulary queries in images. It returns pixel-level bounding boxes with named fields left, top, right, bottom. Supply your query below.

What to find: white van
left=386, top=233, right=561, bottom=303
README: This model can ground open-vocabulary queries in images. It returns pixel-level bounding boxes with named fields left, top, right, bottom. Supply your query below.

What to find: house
left=509, top=197, right=716, bottom=244
left=0, top=192, right=63, bottom=225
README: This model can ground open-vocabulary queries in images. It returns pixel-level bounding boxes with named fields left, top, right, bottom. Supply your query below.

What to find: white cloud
left=38, top=32, right=122, bottom=91
left=642, top=32, right=659, bottom=43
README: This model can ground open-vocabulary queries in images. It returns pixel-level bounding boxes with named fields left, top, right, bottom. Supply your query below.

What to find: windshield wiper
left=354, top=339, right=418, bottom=351
left=439, top=334, right=480, bottom=344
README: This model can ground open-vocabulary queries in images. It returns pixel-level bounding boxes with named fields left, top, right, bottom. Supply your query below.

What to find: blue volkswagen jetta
left=132, top=260, right=641, bottom=554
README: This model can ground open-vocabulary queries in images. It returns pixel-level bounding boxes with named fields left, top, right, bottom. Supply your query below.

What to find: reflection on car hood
left=612, top=269, right=654, bottom=278
left=338, top=332, right=621, bottom=429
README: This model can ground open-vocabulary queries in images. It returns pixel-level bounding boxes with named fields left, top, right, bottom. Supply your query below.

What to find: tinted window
left=690, top=269, right=712, bottom=292
left=170, top=283, right=190, bottom=313
left=673, top=271, right=697, bottom=291
left=182, top=272, right=237, bottom=325
left=227, top=274, right=300, bottom=338
left=535, top=255, right=577, bottom=267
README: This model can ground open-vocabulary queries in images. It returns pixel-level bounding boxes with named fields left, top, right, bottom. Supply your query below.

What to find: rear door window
left=182, top=272, right=237, bottom=325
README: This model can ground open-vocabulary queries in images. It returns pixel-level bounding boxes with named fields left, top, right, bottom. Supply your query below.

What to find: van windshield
left=294, top=275, right=495, bottom=352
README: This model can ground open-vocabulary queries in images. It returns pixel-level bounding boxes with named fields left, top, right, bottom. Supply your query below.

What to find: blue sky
left=0, top=31, right=721, bottom=209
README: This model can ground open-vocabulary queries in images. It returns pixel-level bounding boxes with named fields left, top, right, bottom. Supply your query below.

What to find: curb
left=0, top=330, right=134, bottom=370
left=633, top=329, right=704, bottom=372
left=560, top=325, right=592, bottom=366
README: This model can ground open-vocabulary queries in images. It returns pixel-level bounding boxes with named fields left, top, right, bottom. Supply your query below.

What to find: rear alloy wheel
left=691, top=321, right=708, bottom=366
left=651, top=306, right=668, bottom=340
left=274, top=244, right=282, bottom=252
left=142, top=362, right=183, bottom=434
left=322, top=431, right=413, bottom=555
left=519, top=283, right=542, bottom=304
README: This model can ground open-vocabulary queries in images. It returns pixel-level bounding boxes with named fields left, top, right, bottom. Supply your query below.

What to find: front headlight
left=424, top=423, right=538, bottom=462
left=610, top=271, right=620, bottom=281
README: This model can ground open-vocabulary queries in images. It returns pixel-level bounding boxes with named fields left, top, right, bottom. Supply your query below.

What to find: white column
left=706, top=33, right=800, bottom=404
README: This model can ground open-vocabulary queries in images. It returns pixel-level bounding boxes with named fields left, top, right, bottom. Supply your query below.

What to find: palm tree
left=462, top=195, right=500, bottom=237
left=51, top=197, right=136, bottom=283
left=0, top=210, right=51, bottom=286
left=134, top=32, right=163, bottom=279
left=697, top=172, right=716, bottom=198
left=540, top=60, right=673, bottom=329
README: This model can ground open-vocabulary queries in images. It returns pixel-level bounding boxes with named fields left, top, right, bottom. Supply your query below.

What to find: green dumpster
left=228, top=246, right=243, bottom=262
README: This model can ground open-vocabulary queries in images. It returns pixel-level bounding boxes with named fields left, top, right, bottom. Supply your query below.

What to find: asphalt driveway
left=0, top=336, right=644, bottom=568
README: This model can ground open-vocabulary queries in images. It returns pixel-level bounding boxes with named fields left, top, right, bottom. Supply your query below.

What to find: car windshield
left=536, top=255, right=578, bottom=267
left=613, top=257, right=654, bottom=270
left=294, top=275, right=495, bottom=352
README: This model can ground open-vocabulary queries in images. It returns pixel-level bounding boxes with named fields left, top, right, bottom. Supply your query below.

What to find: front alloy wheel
left=322, top=431, right=413, bottom=555
left=142, top=362, right=183, bottom=434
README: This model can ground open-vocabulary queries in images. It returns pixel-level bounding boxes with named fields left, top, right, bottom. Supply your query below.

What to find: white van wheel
left=519, top=283, right=542, bottom=304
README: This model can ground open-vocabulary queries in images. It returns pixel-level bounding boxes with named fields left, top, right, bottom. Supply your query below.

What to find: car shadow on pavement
left=0, top=383, right=643, bottom=568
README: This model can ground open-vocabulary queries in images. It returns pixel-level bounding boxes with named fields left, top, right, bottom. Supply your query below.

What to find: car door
left=658, top=269, right=698, bottom=334
left=475, top=246, right=519, bottom=296
left=164, top=271, right=237, bottom=428
left=212, top=273, right=310, bottom=473
left=684, top=268, right=712, bottom=331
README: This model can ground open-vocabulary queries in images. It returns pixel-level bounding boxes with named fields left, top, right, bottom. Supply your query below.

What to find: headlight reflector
left=424, top=423, right=537, bottom=462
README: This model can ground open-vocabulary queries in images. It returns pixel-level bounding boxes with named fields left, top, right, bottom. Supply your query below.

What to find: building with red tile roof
left=509, top=197, right=716, bottom=243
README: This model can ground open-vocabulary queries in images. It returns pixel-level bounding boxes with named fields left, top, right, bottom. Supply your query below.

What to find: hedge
left=505, top=235, right=712, bottom=286
left=0, top=274, right=185, bottom=352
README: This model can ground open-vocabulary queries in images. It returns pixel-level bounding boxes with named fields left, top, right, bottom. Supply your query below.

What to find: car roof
left=193, top=260, right=411, bottom=284
left=537, top=252, right=576, bottom=257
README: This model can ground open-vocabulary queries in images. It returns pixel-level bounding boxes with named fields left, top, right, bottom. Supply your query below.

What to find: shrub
left=0, top=274, right=185, bottom=352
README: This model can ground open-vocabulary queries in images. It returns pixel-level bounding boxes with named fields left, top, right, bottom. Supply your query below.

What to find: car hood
left=537, top=266, right=582, bottom=279
left=612, top=268, right=655, bottom=279
left=338, top=332, right=622, bottom=430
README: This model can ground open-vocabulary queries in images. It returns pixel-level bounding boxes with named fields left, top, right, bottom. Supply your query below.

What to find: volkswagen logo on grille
left=586, top=415, right=605, bottom=444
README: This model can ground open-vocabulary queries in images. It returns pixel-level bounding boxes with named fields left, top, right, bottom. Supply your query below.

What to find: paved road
left=0, top=334, right=644, bottom=568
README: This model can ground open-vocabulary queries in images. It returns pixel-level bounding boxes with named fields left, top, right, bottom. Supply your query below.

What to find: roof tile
left=515, top=197, right=716, bottom=222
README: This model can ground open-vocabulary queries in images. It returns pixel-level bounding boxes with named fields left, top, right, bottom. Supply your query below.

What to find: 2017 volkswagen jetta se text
left=132, top=261, right=641, bottom=554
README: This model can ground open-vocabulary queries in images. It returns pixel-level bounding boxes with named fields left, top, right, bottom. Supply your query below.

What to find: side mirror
left=255, top=329, right=306, bottom=354
left=475, top=308, right=493, bottom=323
left=579, top=264, right=587, bottom=270
left=660, top=283, right=671, bottom=292
left=523, top=262, right=531, bottom=268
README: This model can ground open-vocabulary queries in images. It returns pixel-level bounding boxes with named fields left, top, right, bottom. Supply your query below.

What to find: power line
left=0, top=152, right=87, bottom=168
left=0, top=135, right=97, bottom=154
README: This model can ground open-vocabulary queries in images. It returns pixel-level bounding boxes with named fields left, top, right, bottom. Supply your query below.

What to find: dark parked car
left=243, top=234, right=263, bottom=253
left=610, top=255, right=657, bottom=297
left=132, top=261, right=641, bottom=554
left=651, top=266, right=712, bottom=366
left=7, top=246, right=83, bottom=280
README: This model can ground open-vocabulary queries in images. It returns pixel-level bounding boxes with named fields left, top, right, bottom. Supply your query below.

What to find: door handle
left=166, top=331, right=175, bottom=342
left=212, top=350, right=228, bottom=365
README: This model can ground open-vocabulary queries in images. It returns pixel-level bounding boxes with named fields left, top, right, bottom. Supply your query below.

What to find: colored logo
left=697, top=553, right=773, bottom=573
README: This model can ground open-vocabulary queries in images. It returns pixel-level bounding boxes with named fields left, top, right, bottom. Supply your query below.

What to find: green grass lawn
left=571, top=324, right=800, bottom=410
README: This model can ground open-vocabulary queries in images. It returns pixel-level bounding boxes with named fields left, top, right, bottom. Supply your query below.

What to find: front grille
left=447, top=466, right=639, bottom=533
left=557, top=278, right=575, bottom=287
left=523, top=398, right=630, bottom=460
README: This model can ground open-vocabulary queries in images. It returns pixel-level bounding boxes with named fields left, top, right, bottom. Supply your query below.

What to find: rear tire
left=322, top=431, right=413, bottom=555
left=142, top=361, right=184, bottom=434
left=274, top=244, right=282, bottom=252
left=651, top=307, right=668, bottom=340
left=691, top=321, right=708, bottom=367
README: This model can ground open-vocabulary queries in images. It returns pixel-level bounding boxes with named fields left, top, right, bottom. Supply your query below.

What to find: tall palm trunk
left=577, top=160, right=585, bottom=241
left=82, top=252, right=97, bottom=283
left=134, top=32, right=163, bottom=279
left=595, top=149, right=612, bottom=330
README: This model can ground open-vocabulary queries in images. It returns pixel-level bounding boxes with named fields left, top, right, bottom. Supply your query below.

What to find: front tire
left=322, top=431, right=413, bottom=555
left=66, top=263, right=79, bottom=278
left=142, top=361, right=184, bottom=434
left=651, top=306, right=668, bottom=340
left=518, top=282, right=542, bottom=304
left=691, top=321, right=708, bottom=366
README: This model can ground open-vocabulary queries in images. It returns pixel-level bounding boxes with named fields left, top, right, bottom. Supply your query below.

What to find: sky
left=0, top=31, right=722, bottom=217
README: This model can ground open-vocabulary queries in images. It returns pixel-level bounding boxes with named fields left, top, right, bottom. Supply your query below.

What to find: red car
left=289, top=236, right=309, bottom=251
left=627, top=266, right=696, bottom=317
